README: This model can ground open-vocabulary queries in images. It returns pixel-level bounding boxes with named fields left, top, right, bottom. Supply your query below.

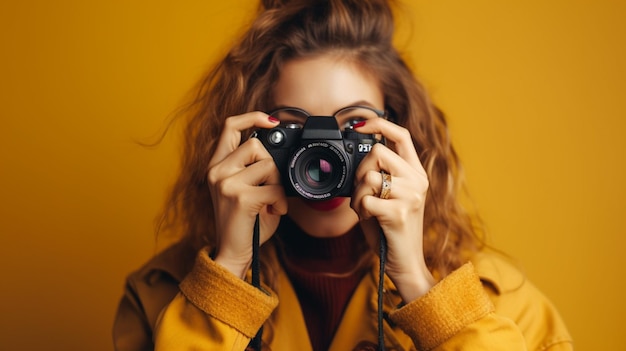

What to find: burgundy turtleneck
left=276, top=217, right=371, bottom=351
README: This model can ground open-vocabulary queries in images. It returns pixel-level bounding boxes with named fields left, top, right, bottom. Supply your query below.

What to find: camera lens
left=289, top=143, right=348, bottom=200
left=305, top=158, right=332, bottom=186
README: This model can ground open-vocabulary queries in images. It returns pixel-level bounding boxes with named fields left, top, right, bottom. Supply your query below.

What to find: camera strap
left=250, top=214, right=263, bottom=350
left=248, top=214, right=388, bottom=351
left=377, top=227, right=387, bottom=351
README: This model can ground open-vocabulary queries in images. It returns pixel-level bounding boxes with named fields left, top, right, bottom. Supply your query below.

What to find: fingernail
left=268, top=116, right=279, bottom=123
left=353, top=120, right=366, bottom=128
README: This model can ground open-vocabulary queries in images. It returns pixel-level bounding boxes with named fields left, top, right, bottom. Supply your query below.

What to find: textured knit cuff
left=179, top=247, right=279, bottom=338
left=388, top=262, right=494, bottom=351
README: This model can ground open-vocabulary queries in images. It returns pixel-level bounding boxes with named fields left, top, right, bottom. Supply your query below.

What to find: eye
left=339, top=118, right=366, bottom=130
left=270, top=108, right=309, bottom=125
left=335, top=106, right=382, bottom=130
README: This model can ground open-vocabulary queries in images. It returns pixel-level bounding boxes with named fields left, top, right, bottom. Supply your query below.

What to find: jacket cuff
left=179, top=247, right=279, bottom=338
left=388, top=262, right=494, bottom=350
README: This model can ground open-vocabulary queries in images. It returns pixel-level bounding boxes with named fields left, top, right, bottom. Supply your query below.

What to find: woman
left=113, top=0, right=572, bottom=350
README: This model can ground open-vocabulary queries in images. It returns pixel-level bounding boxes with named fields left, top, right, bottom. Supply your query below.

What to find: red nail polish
left=353, top=120, right=366, bottom=128
left=268, top=116, right=279, bottom=123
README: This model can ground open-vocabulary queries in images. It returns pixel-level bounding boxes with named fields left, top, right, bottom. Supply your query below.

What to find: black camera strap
left=248, top=214, right=388, bottom=351
left=377, top=227, right=387, bottom=351
left=250, top=214, right=263, bottom=350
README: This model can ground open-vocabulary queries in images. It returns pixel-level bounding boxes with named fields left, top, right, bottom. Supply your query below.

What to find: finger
left=208, top=138, right=279, bottom=186
left=352, top=170, right=404, bottom=215
left=230, top=158, right=281, bottom=189
left=350, top=173, right=377, bottom=219
left=263, top=189, right=289, bottom=216
left=248, top=184, right=288, bottom=216
left=213, top=158, right=286, bottom=213
left=354, top=169, right=382, bottom=199
left=356, top=144, right=425, bottom=183
left=354, top=118, right=421, bottom=166
left=359, top=194, right=394, bottom=222
left=210, top=111, right=279, bottom=168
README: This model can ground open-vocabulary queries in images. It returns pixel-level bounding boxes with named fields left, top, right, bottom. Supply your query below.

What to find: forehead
left=273, top=55, right=384, bottom=113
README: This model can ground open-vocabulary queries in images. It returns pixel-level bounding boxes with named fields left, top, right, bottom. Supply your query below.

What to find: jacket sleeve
left=153, top=248, right=279, bottom=350
left=389, top=263, right=546, bottom=351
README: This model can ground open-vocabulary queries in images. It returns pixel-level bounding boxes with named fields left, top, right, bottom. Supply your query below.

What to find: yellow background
left=1, top=0, right=624, bottom=350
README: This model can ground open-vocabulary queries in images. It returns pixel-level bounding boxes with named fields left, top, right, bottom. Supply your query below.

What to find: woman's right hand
left=207, top=112, right=288, bottom=278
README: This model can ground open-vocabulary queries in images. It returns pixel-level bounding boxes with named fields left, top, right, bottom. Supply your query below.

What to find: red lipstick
left=303, top=197, right=346, bottom=212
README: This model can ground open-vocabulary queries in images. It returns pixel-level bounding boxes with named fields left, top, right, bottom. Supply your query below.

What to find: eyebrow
left=270, top=100, right=382, bottom=116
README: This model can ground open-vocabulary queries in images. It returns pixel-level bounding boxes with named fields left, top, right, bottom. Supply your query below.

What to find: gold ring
left=379, top=171, right=392, bottom=199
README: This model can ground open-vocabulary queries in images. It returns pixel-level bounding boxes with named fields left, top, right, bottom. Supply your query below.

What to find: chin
left=288, top=197, right=359, bottom=237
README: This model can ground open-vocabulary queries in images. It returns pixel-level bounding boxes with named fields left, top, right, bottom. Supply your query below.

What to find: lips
left=303, top=197, right=347, bottom=211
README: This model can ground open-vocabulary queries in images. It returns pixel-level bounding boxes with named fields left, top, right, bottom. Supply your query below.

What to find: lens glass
left=305, top=158, right=332, bottom=186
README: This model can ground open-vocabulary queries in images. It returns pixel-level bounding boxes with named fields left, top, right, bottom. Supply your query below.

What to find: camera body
left=254, top=116, right=378, bottom=200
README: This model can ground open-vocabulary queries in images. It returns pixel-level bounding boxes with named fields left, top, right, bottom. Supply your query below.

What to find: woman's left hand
left=350, top=118, right=436, bottom=303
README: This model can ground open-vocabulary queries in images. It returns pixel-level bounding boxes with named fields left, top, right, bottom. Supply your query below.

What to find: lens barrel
left=288, top=141, right=348, bottom=200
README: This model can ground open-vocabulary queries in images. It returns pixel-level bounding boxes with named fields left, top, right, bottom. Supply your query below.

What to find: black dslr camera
left=254, top=113, right=379, bottom=200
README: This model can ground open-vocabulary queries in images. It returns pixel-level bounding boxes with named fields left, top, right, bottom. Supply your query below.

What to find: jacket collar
left=137, top=239, right=196, bottom=286
left=471, top=251, right=526, bottom=295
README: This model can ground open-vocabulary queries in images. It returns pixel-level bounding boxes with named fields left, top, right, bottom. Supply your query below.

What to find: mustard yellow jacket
left=113, top=240, right=572, bottom=350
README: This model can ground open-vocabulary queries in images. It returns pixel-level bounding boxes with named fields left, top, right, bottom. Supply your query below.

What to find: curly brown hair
left=158, top=0, right=484, bottom=278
